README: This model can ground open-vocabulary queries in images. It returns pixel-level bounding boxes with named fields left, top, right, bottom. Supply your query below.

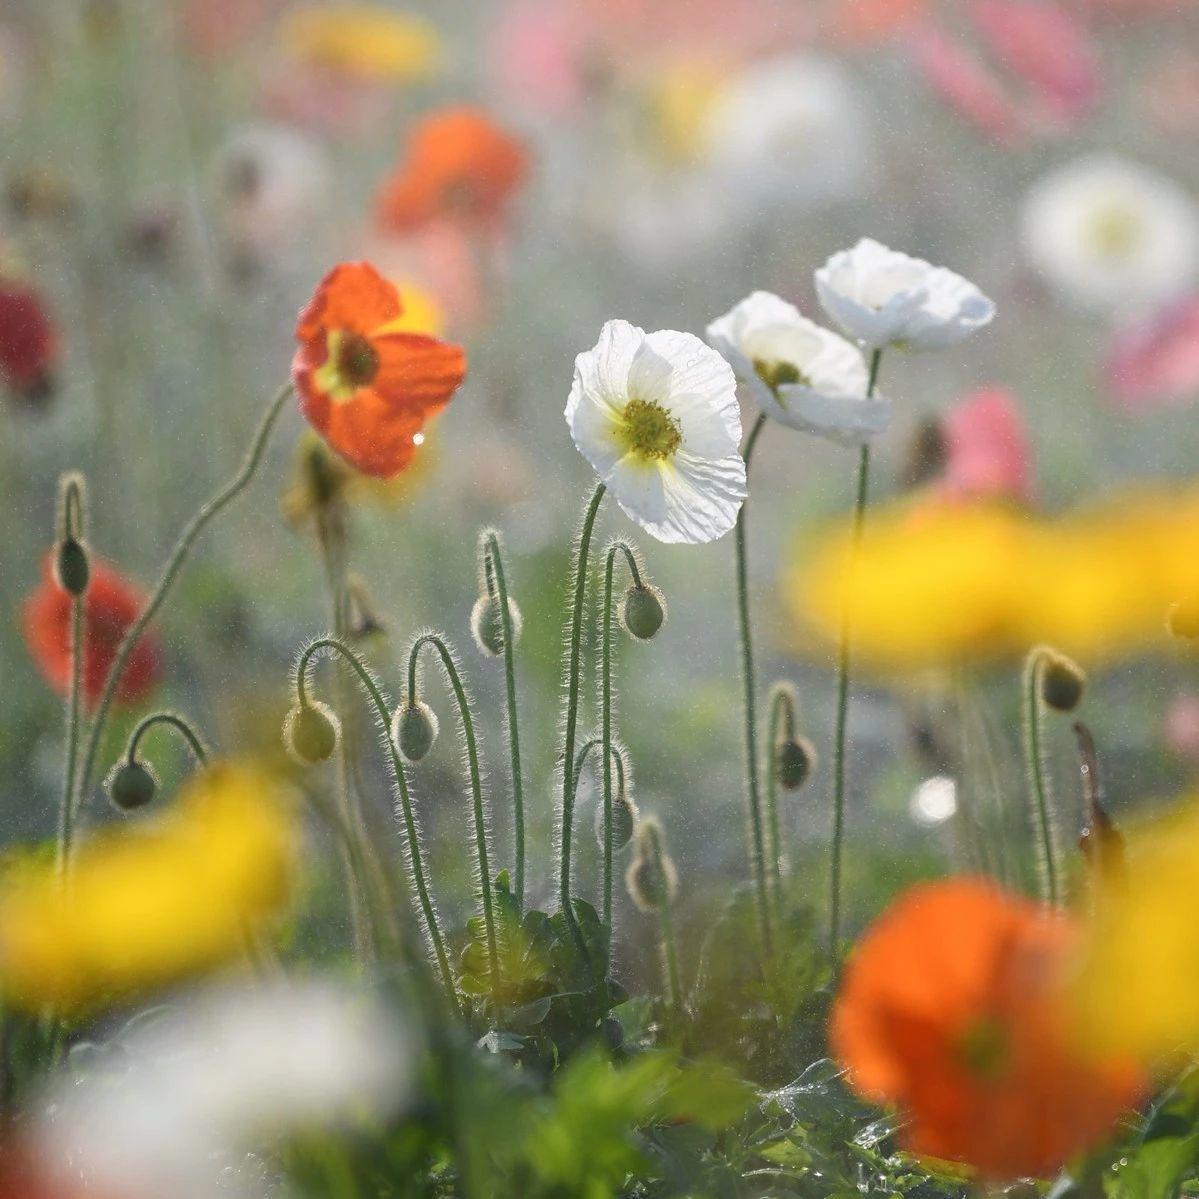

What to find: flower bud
left=1039, top=651, right=1086, bottom=713
left=1167, top=597, right=1199, bottom=641
left=393, top=699, right=439, bottom=762
left=626, top=817, right=678, bottom=911
left=775, top=736, right=817, bottom=791
left=595, top=786, right=638, bottom=850
left=53, top=537, right=90, bottom=596
left=283, top=700, right=340, bottom=765
left=620, top=583, right=666, bottom=641
left=105, top=758, right=158, bottom=811
left=470, top=593, right=522, bottom=657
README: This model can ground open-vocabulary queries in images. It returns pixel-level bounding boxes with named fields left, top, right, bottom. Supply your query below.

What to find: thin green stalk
left=482, top=533, right=525, bottom=911
left=559, top=483, right=606, bottom=945
left=408, top=633, right=499, bottom=987
left=828, top=349, right=882, bottom=959
left=70, top=381, right=293, bottom=850
left=734, top=413, right=772, bottom=955
left=601, top=541, right=642, bottom=927
left=765, top=686, right=797, bottom=906
left=298, top=637, right=459, bottom=1012
left=55, top=596, right=84, bottom=878
left=124, top=711, right=209, bottom=766
left=1023, top=650, right=1060, bottom=907
left=659, top=902, right=683, bottom=1027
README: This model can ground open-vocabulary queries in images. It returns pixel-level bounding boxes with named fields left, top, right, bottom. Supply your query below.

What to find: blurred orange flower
left=832, top=878, right=1144, bottom=1179
left=292, top=261, right=466, bottom=478
left=375, top=106, right=530, bottom=235
left=23, top=555, right=161, bottom=710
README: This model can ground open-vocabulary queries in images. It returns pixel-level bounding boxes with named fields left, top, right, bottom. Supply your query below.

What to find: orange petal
left=294, top=261, right=402, bottom=344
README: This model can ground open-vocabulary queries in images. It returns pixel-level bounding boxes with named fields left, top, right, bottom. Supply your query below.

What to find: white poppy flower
left=566, top=319, right=746, bottom=544
left=1021, top=155, right=1199, bottom=312
left=815, top=238, right=996, bottom=351
left=706, top=291, right=891, bottom=446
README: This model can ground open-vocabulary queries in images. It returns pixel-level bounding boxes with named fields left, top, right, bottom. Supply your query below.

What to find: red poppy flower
left=292, top=262, right=466, bottom=478
left=23, top=555, right=161, bottom=710
left=0, top=279, right=58, bottom=403
left=375, top=106, right=529, bottom=235
left=831, top=878, right=1144, bottom=1180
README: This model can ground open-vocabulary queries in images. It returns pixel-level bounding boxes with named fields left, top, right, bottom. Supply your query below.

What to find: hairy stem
left=1023, top=650, right=1060, bottom=907
left=765, top=686, right=797, bottom=908
left=124, top=711, right=209, bottom=766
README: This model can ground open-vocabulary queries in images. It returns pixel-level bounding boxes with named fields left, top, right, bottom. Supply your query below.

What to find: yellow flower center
left=314, top=329, right=380, bottom=403
left=1087, top=202, right=1141, bottom=260
left=957, top=1016, right=1010, bottom=1081
left=753, top=358, right=808, bottom=391
left=620, top=398, right=682, bottom=462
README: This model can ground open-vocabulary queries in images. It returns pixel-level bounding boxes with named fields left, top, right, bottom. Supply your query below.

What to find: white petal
left=644, top=328, right=742, bottom=445
left=644, top=452, right=747, bottom=544
left=773, top=386, right=892, bottom=445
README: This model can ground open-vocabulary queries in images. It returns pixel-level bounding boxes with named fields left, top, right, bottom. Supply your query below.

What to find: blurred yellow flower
left=280, top=5, right=441, bottom=83
left=788, top=490, right=1199, bottom=670
left=0, top=763, right=296, bottom=1014
left=648, top=63, right=727, bottom=165
left=1072, top=796, right=1199, bottom=1065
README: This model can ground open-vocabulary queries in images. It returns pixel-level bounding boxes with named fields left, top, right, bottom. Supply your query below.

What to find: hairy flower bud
left=775, top=736, right=817, bottom=791
left=105, top=758, right=159, bottom=811
left=470, top=593, right=522, bottom=657
left=53, top=536, right=90, bottom=596
left=620, top=583, right=666, bottom=641
left=626, top=817, right=678, bottom=911
left=283, top=700, right=340, bottom=765
left=1039, top=651, right=1086, bottom=713
left=393, top=699, right=439, bottom=762
left=595, top=785, right=638, bottom=850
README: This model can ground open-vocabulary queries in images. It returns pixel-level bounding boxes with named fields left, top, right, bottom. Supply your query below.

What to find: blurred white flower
left=38, top=980, right=410, bottom=1199
left=706, top=291, right=890, bottom=445
left=566, top=319, right=746, bottom=543
left=1021, top=155, right=1199, bottom=312
left=815, top=238, right=996, bottom=351
left=707, top=55, right=873, bottom=210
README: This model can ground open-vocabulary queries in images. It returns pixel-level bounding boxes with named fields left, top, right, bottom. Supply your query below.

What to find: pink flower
left=488, top=1, right=592, bottom=117
left=1165, top=692, right=1199, bottom=762
left=1106, top=294, right=1199, bottom=413
left=940, top=386, right=1035, bottom=505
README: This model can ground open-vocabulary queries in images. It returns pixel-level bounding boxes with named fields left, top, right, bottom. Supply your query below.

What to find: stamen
left=620, top=398, right=682, bottom=462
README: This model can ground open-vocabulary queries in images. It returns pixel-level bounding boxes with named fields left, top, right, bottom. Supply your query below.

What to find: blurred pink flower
left=1140, top=51, right=1199, bottom=139
left=1106, top=294, right=1199, bottom=413
left=940, top=386, right=1035, bottom=504
left=261, top=66, right=392, bottom=137
left=182, top=0, right=285, bottom=57
left=488, top=1, right=593, bottom=117
left=1165, top=692, right=1199, bottom=761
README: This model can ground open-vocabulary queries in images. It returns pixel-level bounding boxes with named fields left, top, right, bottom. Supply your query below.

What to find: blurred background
left=2, top=0, right=1198, bottom=969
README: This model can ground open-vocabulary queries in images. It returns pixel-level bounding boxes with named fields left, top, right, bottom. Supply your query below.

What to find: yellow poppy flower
left=280, top=5, right=441, bottom=83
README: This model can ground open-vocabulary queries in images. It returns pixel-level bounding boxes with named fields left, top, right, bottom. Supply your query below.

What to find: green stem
left=1023, top=650, right=1060, bottom=907
left=298, top=637, right=459, bottom=1011
left=124, top=711, right=209, bottom=766
left=70, top=381, right=293, bottom=853
left=55, top=595, right=84, bottom=878
left=734, top=413, right=772, bottom=956
left=559, top=483, right=606, bottom=945
left=408, top=633, right=499, bottom=988
left=828, top=349, right=882, bottom=959
left=482, top=533, right=525, bottom=912
left=659, top=903, right=683, bottom=1027
left=601, top=541, right=642, bottom=928
left=764, top=686, right=797, bottom=907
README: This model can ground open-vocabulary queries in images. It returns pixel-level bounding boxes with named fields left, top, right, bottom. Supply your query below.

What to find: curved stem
left=297, top=637, right=459, bottom=1011
left=483, top=533, right=525, bottom=912
left=558, top=483, right=606, bottom=948
left=55, top=596, right=84, bottom=878
left=407, top=633, right=499, bottom=987
left=1023, top=650, right=1060, bottom=908
left=124, top=711, right=209, bottom=766
left=71, top=382, right=293, bottom=851
left=828, top=349, right=882, bottom=959
left=734, top=413, right=772, bottom=956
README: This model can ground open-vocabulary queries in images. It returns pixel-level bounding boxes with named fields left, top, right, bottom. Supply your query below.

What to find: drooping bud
left=1167, top=597, right=1199, bottom=641
left=283, top=700, right=341, bottom=765
left=393, top=699, right=439, bottom=762
left=626, top=816, right=678, bottom=912
left=595, top=778, right=638, bottom=850
left=775, top=736, right=817, bottom=791
left=105, top=757, right=159, bottom=811
left=620, top=583, right=666, bottom=641
left=1038, top=650, right=1086, bottom=713
left=470, top=592, right=522, bottom=657
left=54, top=536, right=90, bottom=596
left=53, top=471, right=90, bottom=595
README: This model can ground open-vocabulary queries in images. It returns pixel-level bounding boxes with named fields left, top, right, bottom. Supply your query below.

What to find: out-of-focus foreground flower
left=35, top=980, right=409, bottom=1199
left=292, top=260, right=466, bottom=478
left=0, top=276, right=58, bottom=404
left=938, top=386, right=1034, bottom=505
left=566, top=318, right=746, bottom=543
left=23, top=554, right=161, bottom=709
left=790, top=489, right=1199, bottom=669
left=832, top=878, right=1144, bottom=1179
left=1106, top=292, right=1199, bottom=412
left=0, top=763, right=296, bottom=1014
left=278, top=4, right=441, bottom=82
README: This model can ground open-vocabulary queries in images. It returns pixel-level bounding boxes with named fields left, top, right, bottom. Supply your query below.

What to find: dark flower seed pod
left=1039, top=652, right=1086, bottom=713
left=105, top=758, right=158, bottom=811
left=283, top=700, right=340, bottom=764
left=775, top=736, right=817, bottom=790
left=470, top=593, right=522, bottom=657
left=621, top=584, right=666, bottom=641
left=53, top=536, right=90, bottom=597
left=393, top=700, right=439, bottom=762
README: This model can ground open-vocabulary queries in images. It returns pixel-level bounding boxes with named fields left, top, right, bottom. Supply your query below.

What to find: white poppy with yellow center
left=566, top=319, right=746, bottom=544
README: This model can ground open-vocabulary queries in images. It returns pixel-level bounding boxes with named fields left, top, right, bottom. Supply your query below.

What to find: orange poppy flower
left=375, top=106, right=529, bottom=234
left=831, top=879, right=1143, bottom=1180
left=23, top=555, right=161, bottom=710
left=291, top=261, right=466, bottom=477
